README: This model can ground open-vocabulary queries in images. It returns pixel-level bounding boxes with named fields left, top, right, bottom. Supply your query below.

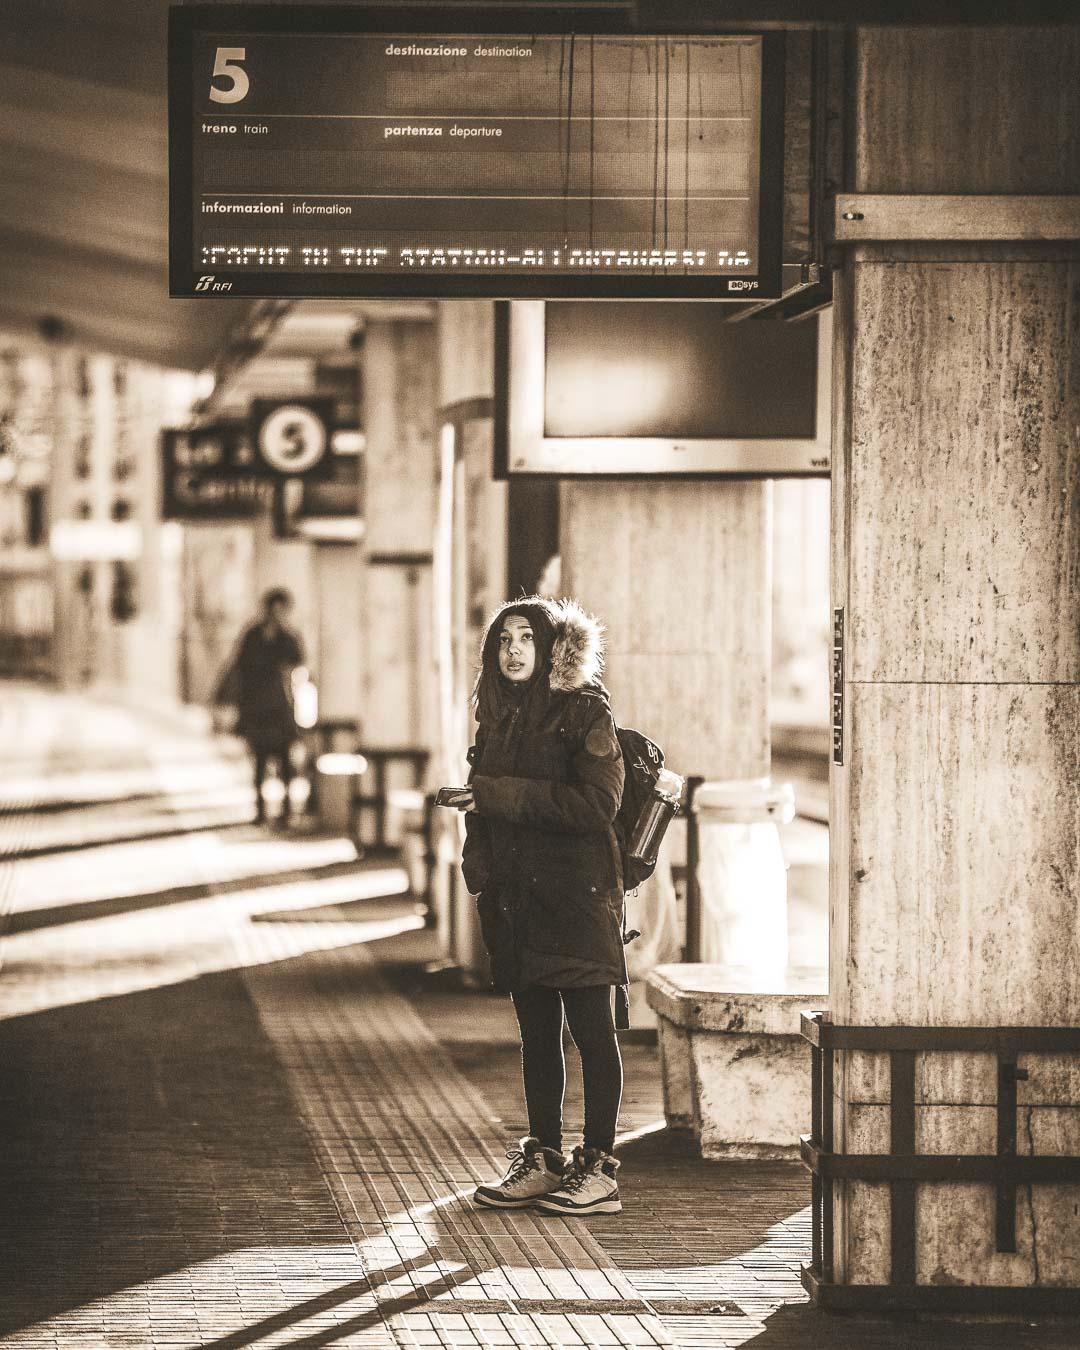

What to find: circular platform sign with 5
left=250, top=398, right=334, bottom=478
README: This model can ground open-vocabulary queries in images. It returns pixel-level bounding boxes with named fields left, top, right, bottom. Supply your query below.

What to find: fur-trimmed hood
left=545, top=597, right=605, bottom=692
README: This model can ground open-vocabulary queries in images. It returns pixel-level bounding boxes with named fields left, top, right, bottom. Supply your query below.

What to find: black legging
left=252, top=740, right=295, bottom=813
left=511, top=985, right=623, bottom=1156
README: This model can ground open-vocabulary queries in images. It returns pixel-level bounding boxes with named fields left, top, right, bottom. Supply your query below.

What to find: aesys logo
left=729, top=279, right=759, bottom=292
left=195, top=274, right=233, bottom=292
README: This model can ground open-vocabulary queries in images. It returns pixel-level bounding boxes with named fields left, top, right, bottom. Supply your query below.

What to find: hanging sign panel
left=250, top=398, right=335, bottom=477
left=169, top=7, right=784, bottom=299
left=161, top=425, right=271, bottom=519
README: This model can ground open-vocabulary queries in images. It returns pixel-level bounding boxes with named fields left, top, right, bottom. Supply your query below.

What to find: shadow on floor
left=744, top=1300, right=1080, bottom=1348
left=0, top=968, right=347, bottom=1337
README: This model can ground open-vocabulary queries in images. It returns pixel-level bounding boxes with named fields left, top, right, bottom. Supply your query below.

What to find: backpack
left=613, top=725, right=670, bottom=892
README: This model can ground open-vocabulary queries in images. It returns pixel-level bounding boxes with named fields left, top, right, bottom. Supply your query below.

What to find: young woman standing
left=454, top=597, right=627, bottom=1217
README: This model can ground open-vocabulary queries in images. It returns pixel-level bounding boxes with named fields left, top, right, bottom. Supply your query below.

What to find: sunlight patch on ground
left=614, top=1120, right=667, bottom=1147
left=0, top=866, right=417, bottom=1020
left=7, top=790, right=266, bottom=855
left=12, top=833, right=360, bottom=910
left=0, top=758, right=251, bottom=810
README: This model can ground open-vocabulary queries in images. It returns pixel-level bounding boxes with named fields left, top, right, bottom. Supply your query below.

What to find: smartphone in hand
left=434, top=786, right=472, bottom=809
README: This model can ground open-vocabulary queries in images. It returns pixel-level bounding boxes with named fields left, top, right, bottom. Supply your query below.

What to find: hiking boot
left=535, top=1146, right=622, bottom=1216
left=473, top=1137, right=566, bottom=1210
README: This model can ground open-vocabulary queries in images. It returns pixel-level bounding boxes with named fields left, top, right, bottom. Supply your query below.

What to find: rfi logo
left=195, top=274, right=233, bottom=292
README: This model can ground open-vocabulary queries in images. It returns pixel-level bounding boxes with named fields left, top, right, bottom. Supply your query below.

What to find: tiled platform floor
left=1, top=685, right=1076, bottom=1349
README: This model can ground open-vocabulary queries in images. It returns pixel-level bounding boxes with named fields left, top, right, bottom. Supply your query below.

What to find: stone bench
left=646, top=963, right=828, bottom=1160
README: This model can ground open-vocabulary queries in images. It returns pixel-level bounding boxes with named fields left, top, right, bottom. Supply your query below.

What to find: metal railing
left=351, top=747, right=430, bottom=854
left=311, top=729, right=435, bottom=923
left=801, top=1011, right=1080, bottom=1315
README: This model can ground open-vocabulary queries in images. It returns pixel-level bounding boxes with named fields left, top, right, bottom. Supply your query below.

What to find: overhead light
left=51, top=520, right=142, bottom=561
left=296, top=517, right=363, bottom=543
left=330, top=429, right=364, bottom=455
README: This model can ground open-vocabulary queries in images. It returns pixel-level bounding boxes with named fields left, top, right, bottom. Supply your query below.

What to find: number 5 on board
left=210, top=48, right=248, bottom=104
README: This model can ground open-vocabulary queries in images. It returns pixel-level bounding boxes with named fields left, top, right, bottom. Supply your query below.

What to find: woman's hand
left=456, top=789, right=477, bottom=813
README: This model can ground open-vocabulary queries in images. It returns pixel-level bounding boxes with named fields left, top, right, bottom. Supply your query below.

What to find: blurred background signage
left=161, top=423, right=272, bottom=519
left=162, top=404, right=353, bottom=522
left=169, top=8, right=784, bottom=299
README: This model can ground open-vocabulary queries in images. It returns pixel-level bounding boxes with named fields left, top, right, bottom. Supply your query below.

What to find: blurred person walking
left=215, top=587, right=306, bottom=826
left=454, top=597, right=627, bottom=1216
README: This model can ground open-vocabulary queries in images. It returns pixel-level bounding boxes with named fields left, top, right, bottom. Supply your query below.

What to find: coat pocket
left=475, top=890, right=505, bottom=953
left=521, top=877, right=616, bottom=960
left=523, top=891, right=580, bottom=958
left=476, top=890, right=519, bottom=989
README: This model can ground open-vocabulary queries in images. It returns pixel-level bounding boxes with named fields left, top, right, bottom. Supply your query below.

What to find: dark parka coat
left=461, top=599, right=627, bottom=993
left=216, top=622, right=304, bottom=751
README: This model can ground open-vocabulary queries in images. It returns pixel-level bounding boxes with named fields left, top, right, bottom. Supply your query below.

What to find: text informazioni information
left=171, top=20, right=781, bottom=298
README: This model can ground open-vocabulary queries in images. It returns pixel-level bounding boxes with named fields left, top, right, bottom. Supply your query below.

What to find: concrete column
left=830, top=27, right=1080, bottom=1289
left=48, top=346, right=84, bottom=689
left=437, top=300, right=494, bottom=411
left=434, top=301, right=507, bottom=978
left=313, top=544, right=362, bottom=721
left=49, top=350, right=113, bottom=689
left=359, top=317, right=438, bottom=752
left=110, top=364, right=194, bottom=711
left=561, top=479, right=771, bottom=780
left=435, top=300, right=507, bottom=737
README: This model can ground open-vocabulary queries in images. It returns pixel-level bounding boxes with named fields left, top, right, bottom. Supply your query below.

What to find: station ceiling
left=5, top=0, right=1066, bottom=374
left=0, top=0, right=254, bottom=371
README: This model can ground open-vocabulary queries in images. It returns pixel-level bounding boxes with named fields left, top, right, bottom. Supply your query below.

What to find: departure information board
left=169, top=8, right=784, bottom=299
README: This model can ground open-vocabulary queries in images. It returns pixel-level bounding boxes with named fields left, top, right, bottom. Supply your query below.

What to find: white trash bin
left=691, top=779, right=795, bottom=975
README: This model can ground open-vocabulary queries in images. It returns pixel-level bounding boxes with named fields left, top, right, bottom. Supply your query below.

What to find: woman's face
left=498, top=614, right=536, bottom=683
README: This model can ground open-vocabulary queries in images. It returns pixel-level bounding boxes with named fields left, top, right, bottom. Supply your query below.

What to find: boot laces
left=501, top=1146, right=537, bottom=1186
left=561, top=1166, right=591, bottom=1195
left=561, top=1148, right=603, bottom=1194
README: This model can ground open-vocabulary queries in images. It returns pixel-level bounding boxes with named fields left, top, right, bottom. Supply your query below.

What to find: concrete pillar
left=49, top=350, right=125, bottom=692
left=179, top=524, right=255, bottom=706
left=437, top=300, right=494, bottom=412
left=434, top=300, right=507, bottom=754
left=561, top=480, right=771, bottom=782
left=830, top=27, right=1080, bottom=1290
left=111, top=364, right=194, bottom=711
left=433, top=301, right=507, bottom=977
left=48, top=346, right=85, bottom=688
left=359, top=318, right=438, bottom=752
left=313, top=544, right=362, bottom=721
